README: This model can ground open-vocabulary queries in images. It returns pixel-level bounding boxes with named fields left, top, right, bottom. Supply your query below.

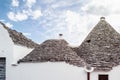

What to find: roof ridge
left=0, top=21, right=39, bottom=48
left=19, top=39, right=84, bottom=67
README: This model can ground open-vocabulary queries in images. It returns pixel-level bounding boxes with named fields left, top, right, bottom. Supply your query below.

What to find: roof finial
left=100, top=17, right=105, bottom=20
left=59, top=33, right=63, bottom=39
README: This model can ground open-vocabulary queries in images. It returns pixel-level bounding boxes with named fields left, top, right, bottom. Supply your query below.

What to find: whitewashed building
left=0, top=21, right=38, bottom=80
left=1, top=17, right=120, bottom=80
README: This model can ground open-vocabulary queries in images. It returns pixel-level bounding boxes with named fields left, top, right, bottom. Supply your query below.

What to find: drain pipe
left=87, top=72, right=90, bottom=80
left=84, top=65, right=94, bottom=80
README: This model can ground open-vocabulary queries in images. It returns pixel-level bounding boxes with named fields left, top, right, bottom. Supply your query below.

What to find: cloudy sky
left=1, top=0, right=120, bottom=46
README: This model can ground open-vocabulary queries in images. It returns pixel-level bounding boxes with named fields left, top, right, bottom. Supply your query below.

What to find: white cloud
left=15, top=12, right=28, bottom=21
left=41, top=0, right=54, bottom=4
left=106, top=14, right=120, bottom=33
left=8, top=0, right=43, bottom=21
left=0, top=19, right=5, bottom=22
left=31, top=10, right=42, bottom=19
left=64, top=10, right=99, bottom=46
left=79, top=0, right=120, bottom=36
left=7, top=0, right=120, bottom=45
left=7, top=9, right=42, bottom=21
left=12, top=0, right=19, bottom=7
left=82, top=0, right=120, bottom=16
left=51, top=0, right=82, bottom=9
left=23, top=32, right=31, bottom=36
left=5, top=22, right=13, bottom=28
left=7, top=12, right=28, bottom=21
left=0, top=20, right=13, bottom=28
left=25, top=0, right=36, bottom=8
left=7, top=12, right=16, bottom=21
left=65, top=10, right=85, bottom=33
left=39, top=9, right=101, bottom=46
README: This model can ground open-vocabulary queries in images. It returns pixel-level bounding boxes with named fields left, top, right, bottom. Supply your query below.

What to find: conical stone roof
left=19, top=39, right=84, bottom=67
left=0, top=21, right=39, bottom=48
left=74, top=17, right=120, bottom=71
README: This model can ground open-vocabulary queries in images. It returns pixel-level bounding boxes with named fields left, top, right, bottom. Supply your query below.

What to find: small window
left=86, top=40, right=91, bottom=43
left=0, top=58, right=6, bottom=80
left=99, top=74, right=108, bottom=80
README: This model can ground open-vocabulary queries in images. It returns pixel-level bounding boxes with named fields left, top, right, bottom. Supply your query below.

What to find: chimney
left=100, top=17, right=105, bottom=20
left=59, top=33, right=63, bottom=39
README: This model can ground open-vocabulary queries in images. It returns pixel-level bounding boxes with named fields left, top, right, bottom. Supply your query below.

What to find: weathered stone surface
left=19, top=39, right=84, bottom=67
left=0, top=21, right=39, bottom=48
left=73, top=17, right=120, bottom=71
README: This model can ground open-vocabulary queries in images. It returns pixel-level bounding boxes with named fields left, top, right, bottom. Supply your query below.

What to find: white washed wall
left=0, top=24, right=14, bottom=80
left=13, top=45, right=33, bottom=64
left=10, top=62, right=86, bottom=80
left=0, top=24, right=13, bottom=58
left=10, top=62, right=120, bottom=80
left=0, top=24, right=33, bottom=80
left=91, top=65, right=120, bottom=80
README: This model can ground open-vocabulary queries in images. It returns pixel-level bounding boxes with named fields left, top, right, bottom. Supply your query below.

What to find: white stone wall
left=91, top=65, right=120, bottom=80
left=0, top=24, right=14, bottom=80
left=13, top=45, right=33, bottom=64
left=10, top=62, right=120, bottom=80
left=10, top=62, right=86, bottom=80
left=0, top=24, right=13, bottom=58
left=0, top=24, right=34, bottom=80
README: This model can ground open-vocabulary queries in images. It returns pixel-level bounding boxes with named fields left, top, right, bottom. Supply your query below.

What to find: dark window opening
left=0, top=57, right=6, bottom=80
left=99, top=74, right=108, bottom=80
left=86, top=40, right=91, bottom=43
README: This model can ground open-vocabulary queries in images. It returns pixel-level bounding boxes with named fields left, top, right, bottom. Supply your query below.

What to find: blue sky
left=1, top=0, right=120, bottom=46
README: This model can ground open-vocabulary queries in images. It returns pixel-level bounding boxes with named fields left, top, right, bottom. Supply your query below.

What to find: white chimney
left=59, top=34, right=63, bottom=39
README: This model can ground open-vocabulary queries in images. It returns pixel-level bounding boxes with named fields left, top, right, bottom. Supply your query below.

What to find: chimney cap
left=100, top=17, right=105, bottom=20
left=59, top=34, right=63, bottom=36
left=59, top=34, right=63, bottom=39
